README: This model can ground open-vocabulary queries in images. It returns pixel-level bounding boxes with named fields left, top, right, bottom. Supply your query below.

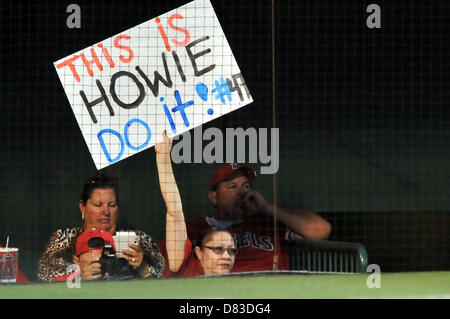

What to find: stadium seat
left=289, top=239, right=368, bottom=273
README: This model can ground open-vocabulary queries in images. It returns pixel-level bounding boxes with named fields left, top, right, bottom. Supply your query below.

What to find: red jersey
left=161, top=238, right=204, bottom=278
left=158, top=216, right=293, bottom=274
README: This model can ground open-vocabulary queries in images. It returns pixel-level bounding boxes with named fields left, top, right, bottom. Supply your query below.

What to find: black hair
left=194, top=226, right=233, bottom=247
left=192, top=226, right=236, bottom=260
left=80, top=173, right=119, bottom=205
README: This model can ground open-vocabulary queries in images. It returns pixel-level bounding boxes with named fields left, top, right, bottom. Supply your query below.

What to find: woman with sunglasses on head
left=37, top=131, right=177, bottom=282
left=156, top=133, right=237, bottom=277
left=37, top=172, right=165, bottom=282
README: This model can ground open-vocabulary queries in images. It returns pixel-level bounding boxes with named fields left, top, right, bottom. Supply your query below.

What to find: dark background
left=1, top=0, right=449, bottom=281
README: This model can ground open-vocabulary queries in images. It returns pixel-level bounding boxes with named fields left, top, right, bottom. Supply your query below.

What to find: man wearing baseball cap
left=159, top=163, right=331, bottom=274
left=51, top=228, right=117, bottom=282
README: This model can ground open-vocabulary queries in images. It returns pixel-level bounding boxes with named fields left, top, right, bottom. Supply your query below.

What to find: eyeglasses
left=201, top=246, right=237, bottom=256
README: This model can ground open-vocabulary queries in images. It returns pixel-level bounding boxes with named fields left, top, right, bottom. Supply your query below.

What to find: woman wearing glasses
left=192, top=227, right=237, bottom=276
left=156, top=133, right=237, bottom=277
left=162, top=225, right=237, bottom=277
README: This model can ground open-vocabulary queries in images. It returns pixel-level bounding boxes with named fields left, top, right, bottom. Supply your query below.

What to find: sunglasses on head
left=201, top=246, right=237, bottom=256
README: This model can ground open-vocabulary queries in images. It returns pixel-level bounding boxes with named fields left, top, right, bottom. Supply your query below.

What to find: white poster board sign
left=54, top=0, right=253, bottom=169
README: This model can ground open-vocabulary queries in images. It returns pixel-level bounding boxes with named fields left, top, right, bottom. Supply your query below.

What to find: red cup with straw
left=0, top=237, right=19, bottom=283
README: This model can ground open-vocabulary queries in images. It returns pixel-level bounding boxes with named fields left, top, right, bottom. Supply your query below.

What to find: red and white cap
left=209, top=163, right=256, bottom=191
left=76, top=228, right=115, bottom=257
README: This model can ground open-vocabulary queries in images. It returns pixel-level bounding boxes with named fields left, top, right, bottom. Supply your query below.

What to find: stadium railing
left=289, top=239, right=368, bottom=273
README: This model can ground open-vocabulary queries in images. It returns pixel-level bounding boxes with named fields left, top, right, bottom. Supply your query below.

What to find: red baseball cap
left=209, top=163, right=257, bottom=191
left=76, top=228, right=116, bottom=257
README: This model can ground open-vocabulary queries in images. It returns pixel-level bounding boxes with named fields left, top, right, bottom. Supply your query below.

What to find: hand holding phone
left=113, top=231, right=139, bottom=258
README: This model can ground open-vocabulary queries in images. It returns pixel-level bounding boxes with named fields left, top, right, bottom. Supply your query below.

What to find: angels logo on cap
left=210, top=163, right=256, bottom=190
left=76, top=228, right=116, bottom=257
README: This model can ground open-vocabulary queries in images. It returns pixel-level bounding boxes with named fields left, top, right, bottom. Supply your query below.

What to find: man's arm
left=244, top=191, right=331, bottom=239
left=272, top=205, right=331, bottom=239
left=155, top=131, right=186, bottom=272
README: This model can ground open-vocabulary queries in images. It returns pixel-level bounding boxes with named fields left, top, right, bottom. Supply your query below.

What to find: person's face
left=73, top=248, right=103, bottom=267
left=195, top=231, right=236, bottom=275
left=209, top=175, right=251, bottom=220
left=79, top=188, right=118, bottom=234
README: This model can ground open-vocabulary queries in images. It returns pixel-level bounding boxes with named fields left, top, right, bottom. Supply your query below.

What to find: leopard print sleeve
left=135, top=230, right=165, bottom=278
left=37, top=227, right=83, bottom=282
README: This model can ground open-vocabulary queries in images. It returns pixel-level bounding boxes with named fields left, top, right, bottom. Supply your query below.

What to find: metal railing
left=289, top=239, right=368, bottom=273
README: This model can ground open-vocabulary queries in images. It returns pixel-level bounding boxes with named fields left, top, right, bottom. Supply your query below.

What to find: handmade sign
left=54, top=0, right=253, bottom=169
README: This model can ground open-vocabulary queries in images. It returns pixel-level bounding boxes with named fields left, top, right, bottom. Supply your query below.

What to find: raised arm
left=155, top=130, right=186, bottom=272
